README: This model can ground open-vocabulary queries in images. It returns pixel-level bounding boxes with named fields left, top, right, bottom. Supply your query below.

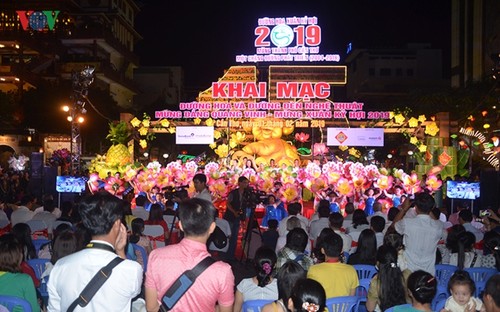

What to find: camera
left=243, top=187, right=268, bottom=207
left=163, top=185, right=189, bottom=202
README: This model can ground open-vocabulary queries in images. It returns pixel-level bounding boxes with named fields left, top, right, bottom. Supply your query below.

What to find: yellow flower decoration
left=142, top=119, right=150, bottom=128
left=418, top=144, right=427, bottom=153
left=408, top=117, right=419, bottom=128
left=168, top=127, right=176, bottom=134
left=418, top=115, right=427, bottom=123
left=339, top=145, right=348, bottom=151
left=205, top=118, right=215, bottom=127
left=349, top=148, right=361, bottom=158
left=229, top=139, right=238, bottom=149
left=193, top=118, right=201, bottom=125
left=389, top=112, right=395, bottom=119
left=138, top=127, right=148, bottom=136
left=130, top=117, right=141, bottom=128
left=214, top=130, right=222, bottom=139
left=409, top=136, right=419, bottom=145
left=425, top=122, right=439, bottom=136
left=139, top=139, right=147, bottom=149
left=160, top=119, right=170, bottom=128
left=214, top=144, right=229, bottom=158
left=230, top=131, right=246, bottom=144
left=209, top=142, right=217, bottom=149
left=394, top=113, right=405, bottom=125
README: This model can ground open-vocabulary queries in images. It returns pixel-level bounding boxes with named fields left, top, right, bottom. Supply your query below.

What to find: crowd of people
left=0, top=168, right=499, bottom=312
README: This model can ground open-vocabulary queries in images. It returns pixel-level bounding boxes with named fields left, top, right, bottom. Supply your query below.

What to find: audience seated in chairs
left=261, top=261, right=307, bottom=312
left=144, top=203, right=169, bottom=246
left=307, top=231, right=359, bottom=298
left=129, top=218, right=152, bottom=268
left=348, top=229, right=377, bottom=266
left=393, top=270, right=436, bottom=312
left=0, top=234, right=40, bottom=312
left=366, top=245, right=410, bottom=312
left=287, top=278, right=326, bottom=312
left=234, top=246, right=278, bottom=312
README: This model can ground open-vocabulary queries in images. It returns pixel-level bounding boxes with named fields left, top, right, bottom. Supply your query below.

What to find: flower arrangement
left=8, top=154, right=29, bottom=171
left=48, top=148, right=72, bottom=168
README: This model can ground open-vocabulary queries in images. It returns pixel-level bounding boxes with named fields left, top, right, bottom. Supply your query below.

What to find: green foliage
left=297, top=147, right=311, bottom=155
left=106, top=121, right=130, bottom=145
left=457, top=149, right=470, bottom=171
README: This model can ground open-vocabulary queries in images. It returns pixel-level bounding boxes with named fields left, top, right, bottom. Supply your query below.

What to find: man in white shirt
left=368, top=202, right=387, bottom=222
left=459, top=209, right=484, bottom=242
left=48, top=192, right=142, bottom=312
left=11, top=195, right=36, bottom=226
left=192, top=173, right=212, bottom=203
left=329, top=212, right=353, bottom=254
left=132, top=194, right=149, bottom=221
left=309, top=201, right=330, bottom=243
left=393, top=192, right=444, bottom=274
left=278, top=202, right=308, bottom=236
left=31, top=198, right=58, bottom=236
left=33, top=194, right=62, bottom=218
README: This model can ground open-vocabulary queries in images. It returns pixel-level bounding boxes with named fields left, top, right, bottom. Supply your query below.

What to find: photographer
left=192, top=173, right=212, bottom=203
left=224, top=176, right=250, bottom=261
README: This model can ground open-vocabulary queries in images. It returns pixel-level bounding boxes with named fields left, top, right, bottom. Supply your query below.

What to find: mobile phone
left=479, top=210, right=491, bottom=217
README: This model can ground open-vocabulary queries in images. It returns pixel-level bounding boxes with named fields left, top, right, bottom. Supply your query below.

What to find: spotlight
left=67, top=116, right=73, bottom=122
left=62, top=105, right=70, bottom=112
left=162, top=153, right=169, bottom=159
left=408, top=151, right=414, bottom=156
left=387, top=154, right=393, bottom=159
left=143, top=152, right=149, bottom=158
left=77, top=116, right=84, bottom=123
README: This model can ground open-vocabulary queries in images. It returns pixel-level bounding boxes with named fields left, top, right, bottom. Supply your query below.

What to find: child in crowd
left=262, top=219, right=279, bottom=252
left=445, top=271, right=485, bottom=312
left=261, top=194, right=287, bottom=227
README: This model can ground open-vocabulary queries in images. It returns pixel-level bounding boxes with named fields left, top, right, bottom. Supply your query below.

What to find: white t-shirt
left=236, top=278, right=278, bottom=302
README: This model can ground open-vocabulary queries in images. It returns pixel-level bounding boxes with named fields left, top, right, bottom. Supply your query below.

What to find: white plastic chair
left=26, top=220, right=48, bottom=238
left=144, top=224, right=165, bottom=248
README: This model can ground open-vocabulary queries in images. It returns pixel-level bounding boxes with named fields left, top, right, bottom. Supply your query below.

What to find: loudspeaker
left=43, top=166, right=57, bottom=200
left=30, top=152, right=43, bottom=178
left=480, top=168, right=500, bottom=209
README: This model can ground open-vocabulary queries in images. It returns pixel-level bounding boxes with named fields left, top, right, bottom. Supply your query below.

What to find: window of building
left=369, top=68, right=375, bottom=76
left=380, top=68, right=391, bottom=76
left=406, top=68, right=414, bottom=76
left=396, top=68, right=403, bottom=76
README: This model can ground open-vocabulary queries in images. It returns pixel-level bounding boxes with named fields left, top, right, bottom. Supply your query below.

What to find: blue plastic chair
left=384, top=303, right=411, bottom=312
left=27, top=258, right=51, bottom=300
left=433, top=264, right=457, bottom=306
left=464, top=267, right=498, bottom=297
left=353, top=265, right=377, bottom=298
left=433, top=297, right=447, bottom=312
left=131, top=243, right=148, bottom=272
left=325, top=296, right=359, bottom=312
left=32, top=238, right=51, bottom=255
left=241, top=299, right=273, bottom=312
left=0, top=295, right=32, bottom=312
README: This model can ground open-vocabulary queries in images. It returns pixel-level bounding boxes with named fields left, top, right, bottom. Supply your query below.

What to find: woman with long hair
left=449, top=231, right=482, bottom=269
left=233, top=246, right=278, bottom=312
left=11, top=222, right=37, bottom=260
left=348, top=229, right=377, bottom=265
left=0, top=234, right=40, bottom=312
left=366, top=245, right=410, bottom=312
left=129, top=218, right=152, bottom=268
left=262, top=261, right=307, bottom=312
left=399, top=270, right=437, bottom=312
left=287, top=278, right=326, bottom=312
left=346, top=209, right=370, bottom=242
left=145, top=203, right=169, bottom=241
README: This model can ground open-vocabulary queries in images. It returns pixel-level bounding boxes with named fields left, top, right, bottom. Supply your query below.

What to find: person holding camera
left=224, top=176, right=250, bottom=261
left=391, top=192, right=444, bottom=274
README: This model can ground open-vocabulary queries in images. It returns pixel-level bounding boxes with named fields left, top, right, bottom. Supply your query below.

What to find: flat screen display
left=446, top=181, right=480, bottom=200
left=56, top=176, right=86, bottom=193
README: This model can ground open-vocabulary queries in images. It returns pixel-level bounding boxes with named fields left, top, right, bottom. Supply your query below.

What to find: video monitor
left=446, top=181, right=480, bottom=200
left=56, top=176, right=86, bottom=193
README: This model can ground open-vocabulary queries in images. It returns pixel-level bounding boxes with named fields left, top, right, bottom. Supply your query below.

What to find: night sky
left=134, top=0, right=451, bottom=91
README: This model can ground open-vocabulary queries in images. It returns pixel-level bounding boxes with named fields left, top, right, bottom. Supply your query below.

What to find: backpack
left=209, top=225, right=228, bottom=249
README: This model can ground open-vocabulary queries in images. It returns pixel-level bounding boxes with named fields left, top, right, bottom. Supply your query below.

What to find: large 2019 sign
left=16, top=10, right=60, bottom=31
left=255, top=24, right=321, bottom=48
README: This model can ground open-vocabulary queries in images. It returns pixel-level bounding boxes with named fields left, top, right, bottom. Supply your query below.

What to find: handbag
left=67, top=257, right=124, bottom=312
left=160, top=256, right=215, bottom=311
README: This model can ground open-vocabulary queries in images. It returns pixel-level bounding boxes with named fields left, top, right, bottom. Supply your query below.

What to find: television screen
left=56, top=176, right=86, bottom=193
left=446, top=181, right=480, bottom=200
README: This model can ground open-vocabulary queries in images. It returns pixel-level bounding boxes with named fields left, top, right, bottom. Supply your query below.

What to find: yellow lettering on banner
left=216, top=120, right=228, bottom=127
left=296, top=120, right=309, bottom=128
